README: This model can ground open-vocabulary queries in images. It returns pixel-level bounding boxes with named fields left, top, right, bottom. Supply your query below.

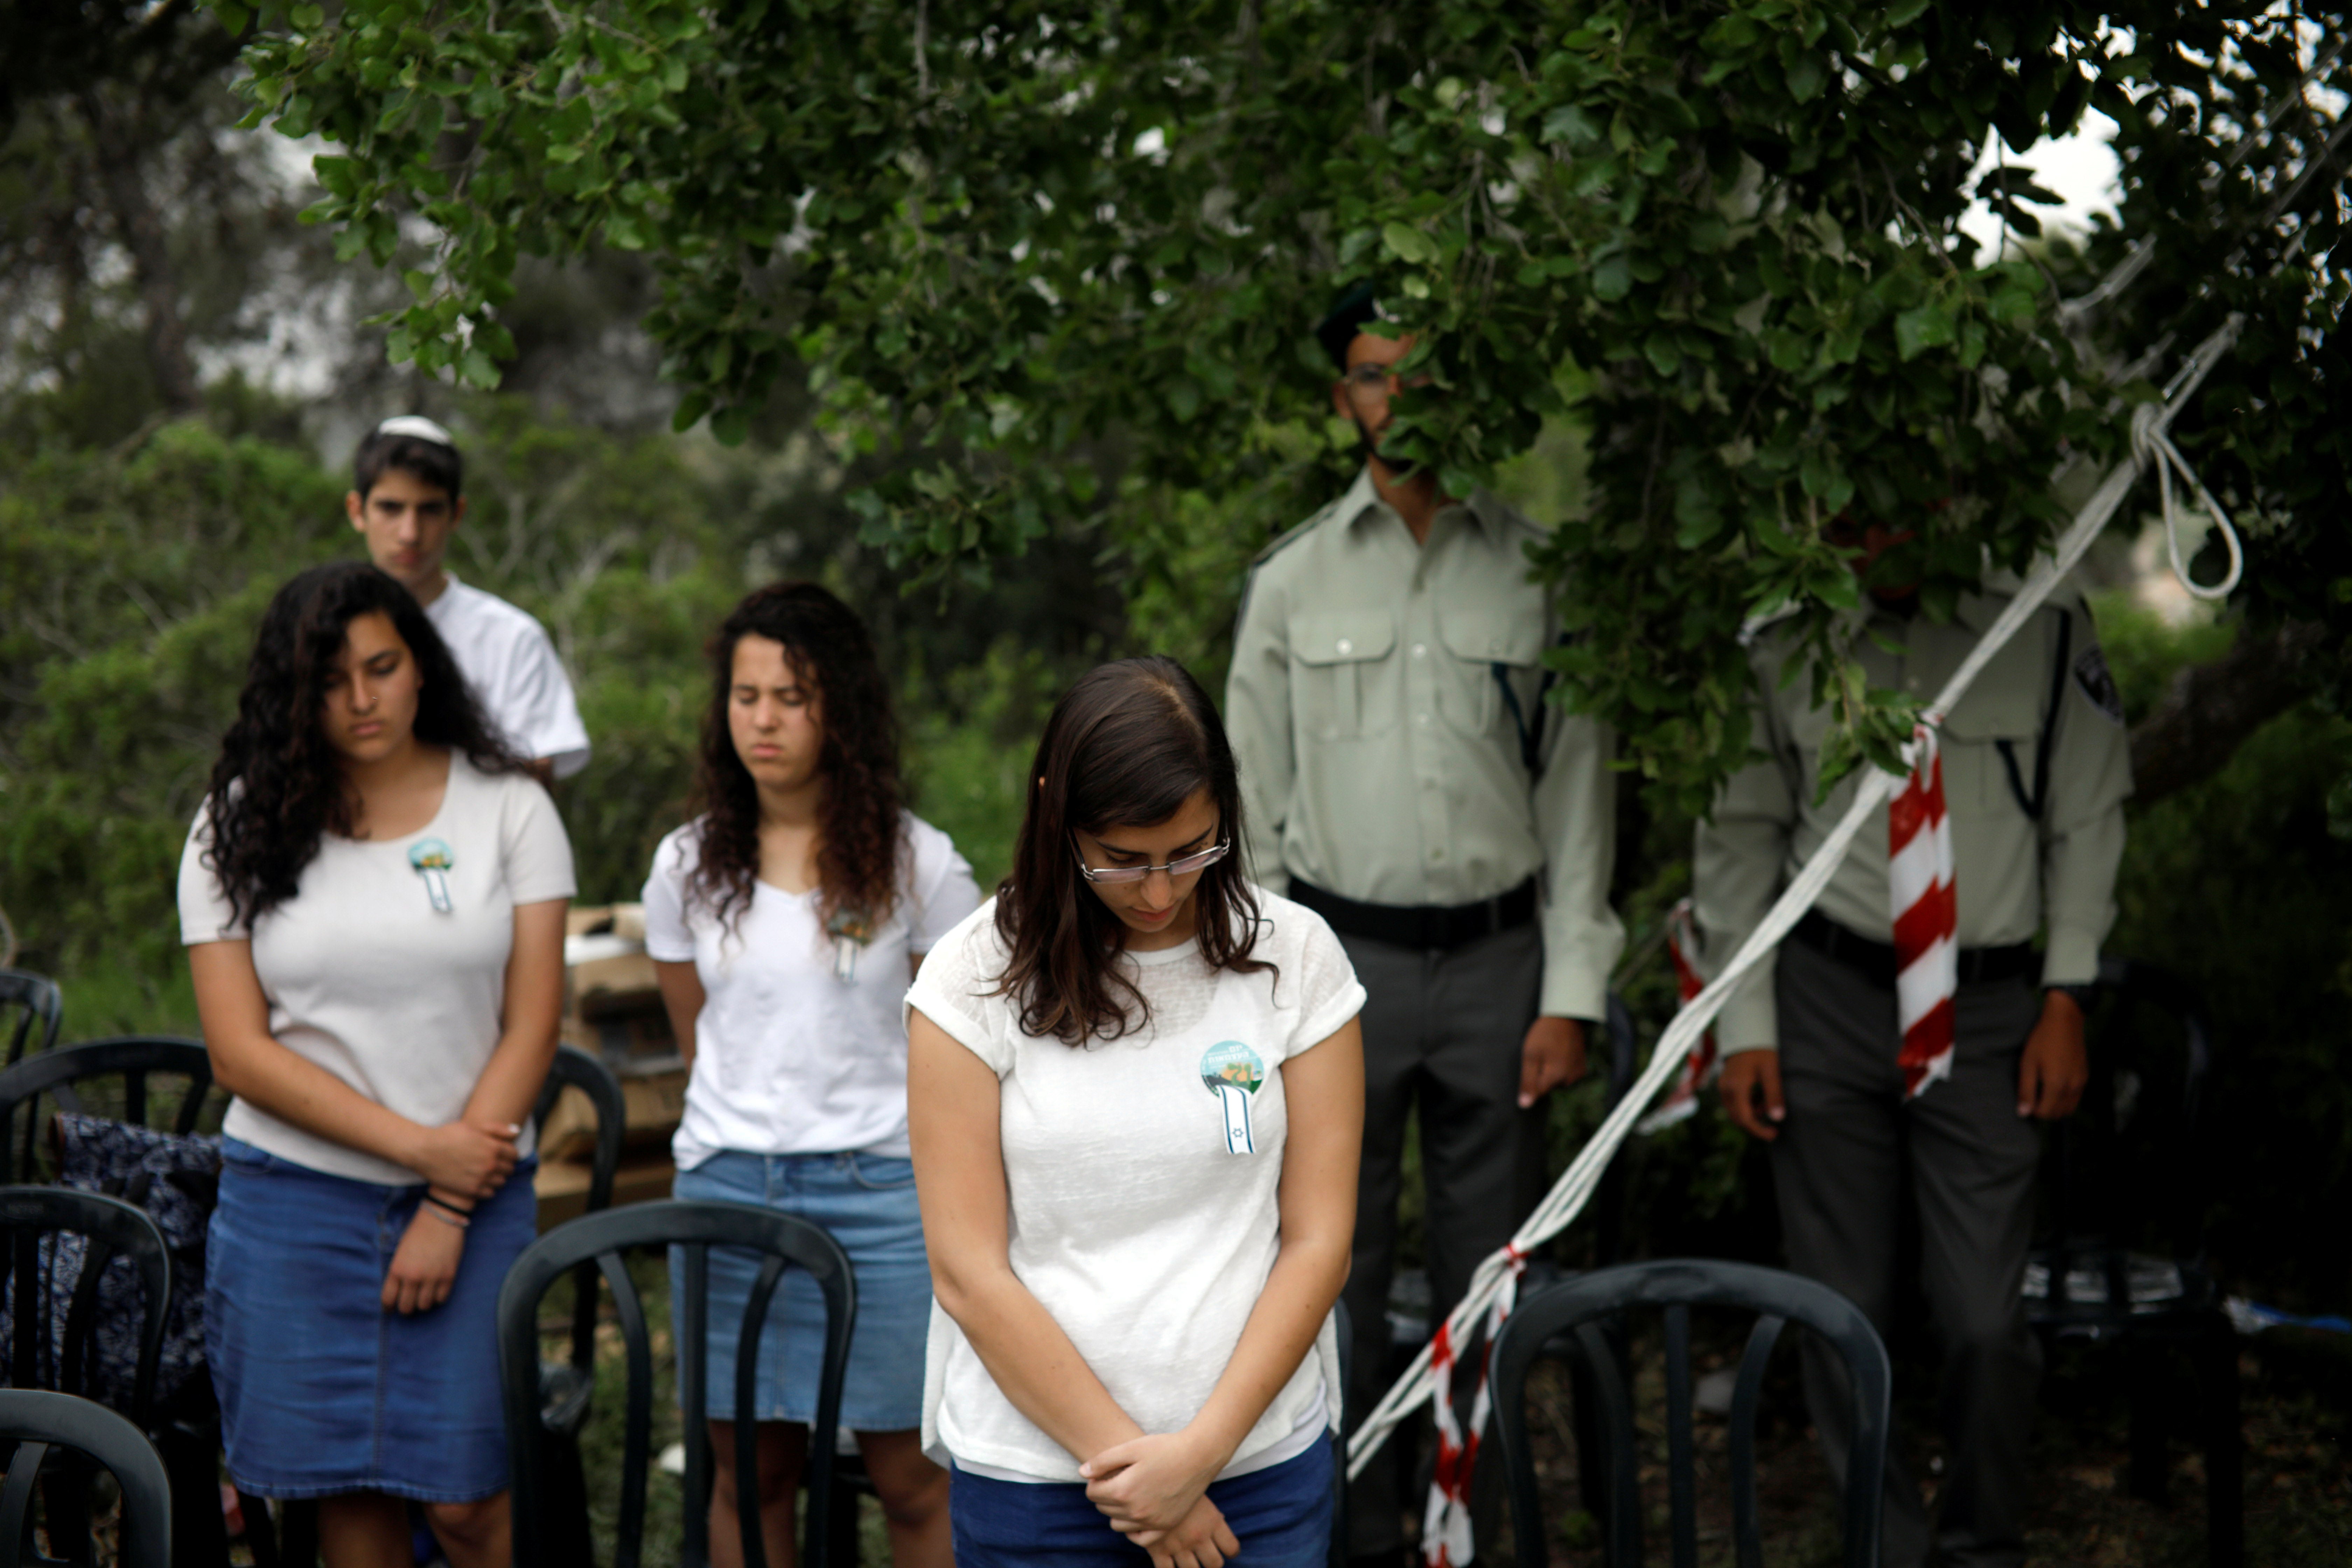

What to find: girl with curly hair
left=644, top=581, right=980, bottom=1568
left=907, top=656, right=1366, bottom=1568
left=178, top=561, right=573, bottom=1568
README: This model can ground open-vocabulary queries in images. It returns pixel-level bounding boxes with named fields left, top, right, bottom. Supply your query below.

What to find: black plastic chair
left=1491, top=1258, right=1891, bottom=1568
left=0, top=976, right=61, bottom=1071
left=2025, top=959, right=2240, bottom=1567
left=0, top=1037, right=218, bottom=1185
left=497, top=1198, right=856, bottom=1568
left=0, top=1388, right=172, bottom=1568
left=525, top=1045, right=629, bottom=1566
left=0, top=1190, right=171, bottom=1568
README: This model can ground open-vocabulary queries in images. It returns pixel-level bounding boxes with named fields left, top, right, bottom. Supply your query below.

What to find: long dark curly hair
left=684, top=582, right=906, bottom=936
left=202, top=562, right=520, bottom=928
left=993, top=656, right=1270, bottom=1046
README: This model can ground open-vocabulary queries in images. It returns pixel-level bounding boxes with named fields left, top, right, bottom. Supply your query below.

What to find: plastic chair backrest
left=0, top=1037, right=217, bottom=1185
left=2044, top=959, right=2215, bottom=1265
left=1491, top=1258, right=1890, bottom=1568
left=528, top=1045, right=627, bottom=1377
left=0, top=974, right=62, bottom=1071
left=496, top=1198, right=855, bottom=1568
left=0, top=1387, right=172, bottom=1568
left=0, top=1189, right=171, bottom=1426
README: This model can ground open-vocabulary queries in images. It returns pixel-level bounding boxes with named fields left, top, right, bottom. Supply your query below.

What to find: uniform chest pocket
left=1290, top=611, right=1398, bottom=741
left=1939, top=642, right=2046, bottom=817
left=1437, top=603, right=1547, bottom=737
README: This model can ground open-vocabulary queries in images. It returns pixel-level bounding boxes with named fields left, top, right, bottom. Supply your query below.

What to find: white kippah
left=373, top=414, right=457, bottom=448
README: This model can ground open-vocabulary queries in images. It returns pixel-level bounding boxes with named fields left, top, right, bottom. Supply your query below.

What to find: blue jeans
left=668, top=1149, right=932, bottom=1429
left=951, top=1435, right=1336, bottom=1567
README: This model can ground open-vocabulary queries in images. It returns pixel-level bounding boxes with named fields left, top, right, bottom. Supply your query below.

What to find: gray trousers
left=1339, top=922, right=1545, bottom=1558
left=1772, top=937, right=2045, bottom=1568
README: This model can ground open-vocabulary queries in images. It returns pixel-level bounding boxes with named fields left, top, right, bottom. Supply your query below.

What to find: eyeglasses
left=1072, top=837, right=1231, bottom=885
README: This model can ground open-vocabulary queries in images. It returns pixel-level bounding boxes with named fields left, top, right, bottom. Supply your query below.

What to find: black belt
left=1791, top=909, right=2038, bottom=986
left=1288, top=876, right=1538, bottom=952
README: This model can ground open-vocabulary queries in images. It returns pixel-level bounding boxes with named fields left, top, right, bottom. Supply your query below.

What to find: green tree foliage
left=228, top=0, right=2349, bottom=810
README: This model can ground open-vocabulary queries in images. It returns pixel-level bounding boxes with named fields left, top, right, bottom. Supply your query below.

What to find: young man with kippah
left=1225, top=292, right=1624, bottom=1566
left=346, top=416, right=592, bottom=783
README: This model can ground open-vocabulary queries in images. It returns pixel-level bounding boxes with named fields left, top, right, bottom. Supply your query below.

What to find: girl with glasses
left=908, top=655, right=1367, bottom=1568
left=644, top=581, right=979, bottom=1568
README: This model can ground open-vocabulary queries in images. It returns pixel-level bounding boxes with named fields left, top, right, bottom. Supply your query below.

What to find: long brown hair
left=993, top=656, right=1269, bottom=1046
left=204, top=562, right=520, bottom=928
left=684, top=582, right=905, bottom=934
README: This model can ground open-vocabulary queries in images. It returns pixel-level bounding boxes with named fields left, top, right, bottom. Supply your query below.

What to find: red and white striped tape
left=1419, top=1245, right=1527, bottom=1566
left=1634, top=898, right=1718, bottom=1133
left=1889, top=726, right=1958, bottom=1098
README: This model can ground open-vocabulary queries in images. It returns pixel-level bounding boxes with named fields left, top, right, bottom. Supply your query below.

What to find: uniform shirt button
left=1416, top=713, right=1430, bottom=726
left=1336, top=638, right=1353, bottom=656
left=1412, top=643, right=1427, bottom=658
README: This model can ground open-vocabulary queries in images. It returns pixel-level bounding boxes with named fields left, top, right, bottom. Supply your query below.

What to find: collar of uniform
left=1334, top=465, right=1510, bottom=540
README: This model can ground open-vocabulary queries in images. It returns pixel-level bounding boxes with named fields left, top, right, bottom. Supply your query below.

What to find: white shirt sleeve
left=904, top=903, right=1015, bottom=1075
left=497, top=619, right=593, bottom=778
left=640, top=827, right=699, bottom=963
left=905, top=816, right=983, bottom=957
left=176, top=804, right=245, bottom=944
left=1275, top=901, right=1366, bottom=1059
left=499, top=773, right=578, bottom=905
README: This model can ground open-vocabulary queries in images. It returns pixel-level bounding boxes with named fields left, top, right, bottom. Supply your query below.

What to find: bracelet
left=422, top=1204, right=469, bottom=1230
left=422, top=1192, right=476, bottom=1222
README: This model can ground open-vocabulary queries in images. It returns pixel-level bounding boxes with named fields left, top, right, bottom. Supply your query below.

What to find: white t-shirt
left=644, top=813, right=981, bottom=1165
left=906, top=888, right=1365, bottom=1482
left=424, top=577, right=593, bottom=778
left=177, top=754, right=576, bottom=1185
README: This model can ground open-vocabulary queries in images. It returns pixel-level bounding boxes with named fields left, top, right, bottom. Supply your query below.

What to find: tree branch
left=2128, top=619, right=2325, bottom=807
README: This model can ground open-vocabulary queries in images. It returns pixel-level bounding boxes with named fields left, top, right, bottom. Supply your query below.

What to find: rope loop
left=2130, top=384, right=2246, bottom=603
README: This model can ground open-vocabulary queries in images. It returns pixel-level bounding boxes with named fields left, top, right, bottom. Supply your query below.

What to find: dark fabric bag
left=41, top=1113, right=222, bottom=1410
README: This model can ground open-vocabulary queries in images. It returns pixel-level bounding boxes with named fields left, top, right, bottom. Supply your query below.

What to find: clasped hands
left=1079, top=1430, right=1240, bottom=1568
left=383, top=1114, right=523, bottom=1317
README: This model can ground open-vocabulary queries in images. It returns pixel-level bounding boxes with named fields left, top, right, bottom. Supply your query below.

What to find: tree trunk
left=77, top=85, right=201, bottom=415
left=2127, top=620, right=2325, bottom=807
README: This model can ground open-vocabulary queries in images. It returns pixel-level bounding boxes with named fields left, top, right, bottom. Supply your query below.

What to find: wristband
left=423, top=1192, right=477, bottom=1221
left=423, top=1204, right=469, bottom=1230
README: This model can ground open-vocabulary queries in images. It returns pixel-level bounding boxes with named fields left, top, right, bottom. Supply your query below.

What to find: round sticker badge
left=1199, top=1040, right=1267, bottom=1155
left=408, top=838, right=456, bottom=913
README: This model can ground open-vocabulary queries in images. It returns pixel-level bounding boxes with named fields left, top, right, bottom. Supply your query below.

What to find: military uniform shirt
left=1693, top=585, right=2133, bottom=1054
left=1226, top=467, right=1624, bottom=1020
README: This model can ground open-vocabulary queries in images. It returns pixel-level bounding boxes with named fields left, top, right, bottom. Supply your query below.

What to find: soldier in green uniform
left=1226, top=292, right=1624, bottom=1565
left=1694, top=521, right=2131, bottom=1568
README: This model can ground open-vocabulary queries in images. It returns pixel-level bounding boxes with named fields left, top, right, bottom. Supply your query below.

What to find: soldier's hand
left=2018, top=989, right=2088, bottom=1119
left=1517, top=1016, right=1587, bottom=1107
left=1718, top=1050, right=1785, bottom=1141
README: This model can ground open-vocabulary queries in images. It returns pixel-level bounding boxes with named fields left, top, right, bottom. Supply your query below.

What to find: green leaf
left=1780, top=37, right=1826, bottom=103
left=1540, top=105, right=1600, bottom=145
left=1591, top=252, right=1631, bottom=301
left=1894, top=302, right=1954, bottom=360
left=1381, top=221, right=1439, bottom=265
left=459, top=347, right=500, bottom=388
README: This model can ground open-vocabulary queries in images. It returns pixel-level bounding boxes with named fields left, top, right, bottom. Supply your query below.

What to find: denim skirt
left=205, top=1137, right=538, bottom=1502
left=951, top=1435, right=1336, bottom=1567
left=668, top=1149, right=932, bottom=1430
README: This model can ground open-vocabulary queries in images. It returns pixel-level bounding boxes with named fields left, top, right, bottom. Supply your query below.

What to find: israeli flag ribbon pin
left=408, top=839, right=456, bottom=913
left=1199, top=1040, right=1267, bottom=1155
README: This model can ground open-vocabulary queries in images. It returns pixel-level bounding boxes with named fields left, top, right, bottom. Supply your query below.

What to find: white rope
left=1344, top=313, right=2245, bottom=1480
left=2135, top=401, right=2245, bottom=601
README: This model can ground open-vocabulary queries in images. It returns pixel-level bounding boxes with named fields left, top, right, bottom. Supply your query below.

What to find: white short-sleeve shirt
left=643, top=813, right=981, bottom=1164
left=425, top=577, right=592, bottom=778
left=177, top=754, right=576, bottom=1185
left=905, top=888, right=1365, bottom=1481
